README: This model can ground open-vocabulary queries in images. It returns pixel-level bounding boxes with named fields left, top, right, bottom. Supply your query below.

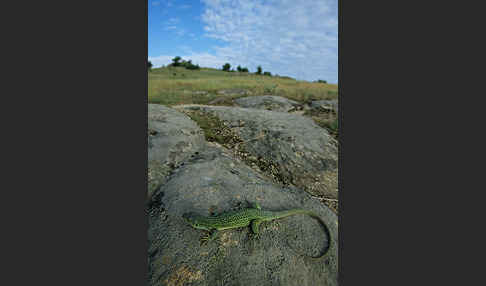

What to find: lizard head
left=182, top=212, right=210, bottom=231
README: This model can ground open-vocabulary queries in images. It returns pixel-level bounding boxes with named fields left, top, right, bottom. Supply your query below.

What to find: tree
left=180, top=59, right=190, bottom=68
left=263, top=71, right=272, bottom=76
left=241, top=67, right=249, bottom=73
left=237, top=65, right=242, bottom=72
left=147, top=60, right=153, bottom=71
left=185, top=60, right=200, bottom=70
left=172, top=56, right=182, bottom=67
left=222, top=63, right=231, bottom=71
left=256, top=66, right=262, bottom=75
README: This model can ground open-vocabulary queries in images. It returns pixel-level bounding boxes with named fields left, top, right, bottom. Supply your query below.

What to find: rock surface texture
left=310, top=100, right=338, bottom=113
left=148, top=104, right=205, bottom=200
left=234, top=95, right=302, bottom=112
left=179, top=105, right=338, bottom=200
left=148, top=98, right=339, bottom=286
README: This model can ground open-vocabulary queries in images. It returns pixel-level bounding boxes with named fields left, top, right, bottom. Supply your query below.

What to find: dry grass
left=148, top=66, right=338, bottom=106
left=163, top=265, right=203, bottom=286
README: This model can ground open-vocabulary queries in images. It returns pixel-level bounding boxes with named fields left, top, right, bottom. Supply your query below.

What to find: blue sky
left=149, top=0, right=338, bottom=83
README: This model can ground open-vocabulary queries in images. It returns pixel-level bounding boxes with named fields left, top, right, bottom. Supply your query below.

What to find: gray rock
left=148, top=104, right=206, bottom=200
left=234, top=95, right=302, bottom=112
left=310, top=100, right=338, bottom=113
left=217, top=89, right=251, bottom=96
left=207, top=96, right=236, bottom=106
left=148, top=144, right=338, bottom=286
left=181, top=106, right=338, bottom=199
left=183, top=90, right=208, bottom=95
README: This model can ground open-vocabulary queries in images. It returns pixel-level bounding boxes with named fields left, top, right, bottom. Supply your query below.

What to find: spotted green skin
left=182, top=204, right=332, bottom=259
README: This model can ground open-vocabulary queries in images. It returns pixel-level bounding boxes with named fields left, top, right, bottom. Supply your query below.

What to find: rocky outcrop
left=217, top=89, right=252, bottom=96
left=148, top=102, right=339, bottom=286
left=310, top=100, right=338, bottom=113
left=179, top=105, right=338, bottom=200
left=148, top=104, right=205, bottom=200
left=233, top=95, right=302, bottom=112
left=148, top=144, right=338, bottom=286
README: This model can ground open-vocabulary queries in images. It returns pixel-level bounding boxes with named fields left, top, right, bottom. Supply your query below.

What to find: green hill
left=148, top=66, right=338, bottom=106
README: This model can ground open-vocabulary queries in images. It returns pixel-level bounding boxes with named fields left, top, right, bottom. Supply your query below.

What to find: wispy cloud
left=151, top=1, right=160, bottom=6
left=166, top=17, right=179, bottom=24
left=175, top=28, right=187, bottom=36
left=199, top=0, right=338, bottom=82
left=163, top=18, right=186, bottom=36
left=179, top=4, right=191, bottom=9
left=164, top=25, right=177, bottom=31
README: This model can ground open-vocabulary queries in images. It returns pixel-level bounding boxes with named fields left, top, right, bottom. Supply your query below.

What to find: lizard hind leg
left=249, top=219, right=263, bottom=241
left=250, top=219, right=263, bottom=234
left=253, top=202, right=262, bottom=210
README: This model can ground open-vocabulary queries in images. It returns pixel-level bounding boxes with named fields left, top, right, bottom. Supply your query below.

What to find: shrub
left=241, top=67, right=249, bottom=73
left=185, top=63, right=200, bottom=70
left=182, top=60, right=200, bottom=70
left=256, top=66, right=262, bottom=75
left=263, top=71, right=272, bottom=76
left=222, top=63, right=231, bottom=71
left=171, top=56, right=182, bottom=67
left=169, top=57, right=200, bottom=70
left=147, top=60, right=153, bottom=70
left=317, top=79, right=327, bottom=84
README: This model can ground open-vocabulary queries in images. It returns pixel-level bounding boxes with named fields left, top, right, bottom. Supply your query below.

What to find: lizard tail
left=305, top=211, right=333, bottom=260
left=282, top=210, right=333, bottom=261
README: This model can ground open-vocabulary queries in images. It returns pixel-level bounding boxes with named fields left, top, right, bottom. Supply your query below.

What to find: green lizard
left=182, top=202, right=332, bottom=260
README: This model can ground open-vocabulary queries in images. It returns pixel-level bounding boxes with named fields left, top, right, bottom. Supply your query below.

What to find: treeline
left=147, top=57, right=200, bottom=71
left=169, top=56, right=200, bottom=70
left=222, top=63, right=272, bottom=76
left=147, top=56, right=327, bottom=83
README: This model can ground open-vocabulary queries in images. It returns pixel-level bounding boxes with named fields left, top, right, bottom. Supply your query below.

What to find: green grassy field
left=148, top=66, right=338, bottom=106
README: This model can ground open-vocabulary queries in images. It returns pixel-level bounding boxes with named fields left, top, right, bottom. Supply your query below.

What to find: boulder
left=148, top=144, right=338, bottom=286
left=180, top=105, right=338, bottom=200
left=148, top=104, right=205, bottom=200
left=310, top=100, right=338, bottom=113
left=234, top=95, right=302, bottom=112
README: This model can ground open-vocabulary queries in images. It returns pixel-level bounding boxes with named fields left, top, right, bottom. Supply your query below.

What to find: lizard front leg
left=249, top=219, right=263, bottom=240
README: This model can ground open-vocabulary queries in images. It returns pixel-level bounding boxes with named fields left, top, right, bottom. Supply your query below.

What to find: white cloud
left=164, top=26, right=177, bottom=31
left=176, top=29, right=186, bottom=36
left=166, top=17, right=179, bottom=24
left=163, top=18, right=186, bottom=36
left=198, top=0, right=338, bottom=82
